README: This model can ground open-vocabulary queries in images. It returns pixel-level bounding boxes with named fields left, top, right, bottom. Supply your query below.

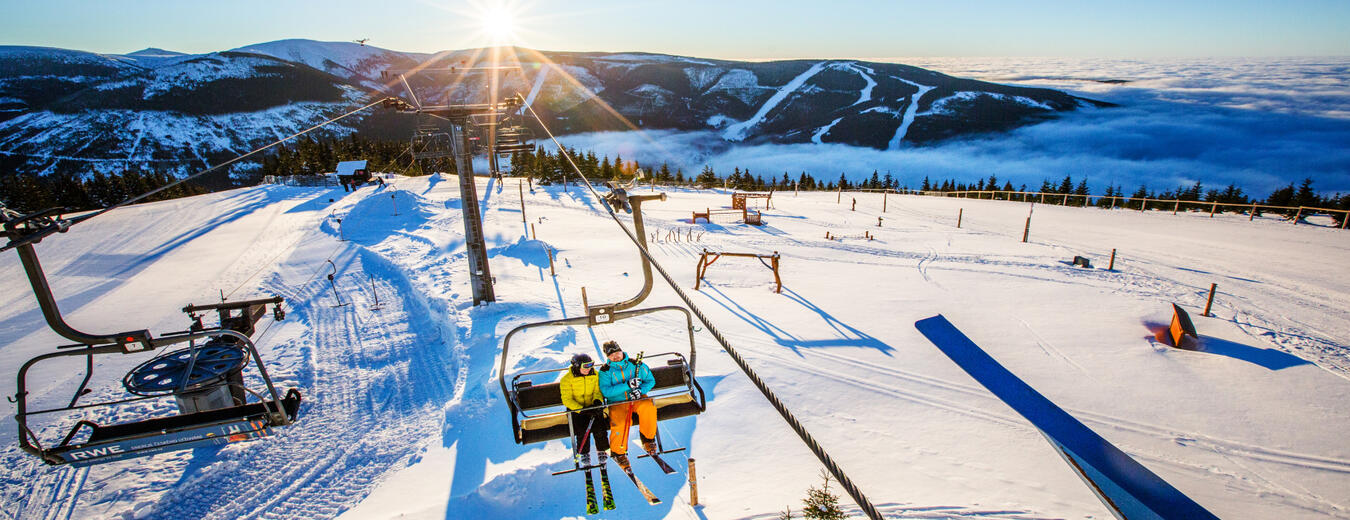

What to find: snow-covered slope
left=2, top=176, right=1347, bottom=519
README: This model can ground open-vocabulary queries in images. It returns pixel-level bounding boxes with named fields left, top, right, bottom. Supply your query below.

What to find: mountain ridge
left=0, top=39, right=1110, bottom=179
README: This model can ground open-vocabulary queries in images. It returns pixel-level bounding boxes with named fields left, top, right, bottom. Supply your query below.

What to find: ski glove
left=627, top=378, right=642, bottom=389
left=627, top=389, right=644, bottom=400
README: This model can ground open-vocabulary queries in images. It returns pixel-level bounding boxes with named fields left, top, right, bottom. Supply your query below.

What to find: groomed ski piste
left=2, top=172, right=1349, bottom=519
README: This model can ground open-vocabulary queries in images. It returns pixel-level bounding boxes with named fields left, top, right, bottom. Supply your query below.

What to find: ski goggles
left=579, top=361, right=595, bottom=369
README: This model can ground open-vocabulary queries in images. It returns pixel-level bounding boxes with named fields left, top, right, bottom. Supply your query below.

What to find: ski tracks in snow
left=140, top=243, right=459, bottom=519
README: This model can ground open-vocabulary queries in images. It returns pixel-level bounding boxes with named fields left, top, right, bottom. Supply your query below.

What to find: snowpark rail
left=916, top=315, right=1219, bottom=519
left=522, top=102, right=886, bottom=520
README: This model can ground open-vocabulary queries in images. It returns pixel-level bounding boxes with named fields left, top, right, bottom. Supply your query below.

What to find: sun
left=481, top=8, right=516, bottom=43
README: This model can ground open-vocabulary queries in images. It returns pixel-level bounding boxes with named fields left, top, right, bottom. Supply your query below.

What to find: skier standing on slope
left=598, top=340, right=656, bottom=466
left=559, top=353, right=610, bottom=455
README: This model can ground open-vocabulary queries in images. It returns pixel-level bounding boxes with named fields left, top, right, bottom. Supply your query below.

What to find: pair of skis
left=579, top=433, right=677, bottom=512
left=580, top=451, right=615, bottom=513
left=577, top=417, right=616, bottom=514
left=613, top=438, right=677, bottom=507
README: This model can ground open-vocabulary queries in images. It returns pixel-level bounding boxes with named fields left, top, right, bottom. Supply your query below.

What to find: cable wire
left=522, top=103, right=883, bottom=520
left=71, top=98, right=387, bottom=228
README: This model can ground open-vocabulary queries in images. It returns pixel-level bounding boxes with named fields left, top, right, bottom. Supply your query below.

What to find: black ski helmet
left=571, top=353, right=593, bottom=368
left=602, top=341, right=622, bottom=356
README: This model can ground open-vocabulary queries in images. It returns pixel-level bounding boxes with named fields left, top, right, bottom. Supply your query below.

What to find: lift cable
left=521, top=103, right=883, bottom=520
left=68, top=98, right=387, bottom=230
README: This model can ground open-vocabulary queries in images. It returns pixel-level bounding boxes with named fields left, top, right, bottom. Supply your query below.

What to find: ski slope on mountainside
left=2, top=176, right=1349, bottom=520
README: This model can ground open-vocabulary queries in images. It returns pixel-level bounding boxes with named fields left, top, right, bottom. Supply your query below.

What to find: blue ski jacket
left=598, top=354, right=655, bottom=403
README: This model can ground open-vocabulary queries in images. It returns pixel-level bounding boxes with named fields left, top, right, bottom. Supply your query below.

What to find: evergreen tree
left=921, top=176, right=931, bottom=191
left=801, top=470, right=846, bottom=520
left=696, top=165, right=718, bottom=188
left=1058, top=175, right=1073, bottom=194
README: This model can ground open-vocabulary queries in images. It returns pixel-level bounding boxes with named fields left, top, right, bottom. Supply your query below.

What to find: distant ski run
left=723, top=61, right=829, bottom=142
left=811, top=117, right=844, bottom=144
left=888, top=75, right=935, bottom=150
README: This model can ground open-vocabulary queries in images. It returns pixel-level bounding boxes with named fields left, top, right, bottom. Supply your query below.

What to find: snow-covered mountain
left=0, top=40, right=1107, bottom=178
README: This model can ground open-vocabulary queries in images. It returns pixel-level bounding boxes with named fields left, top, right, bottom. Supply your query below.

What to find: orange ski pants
left=607, top=398, right=657, bottom=455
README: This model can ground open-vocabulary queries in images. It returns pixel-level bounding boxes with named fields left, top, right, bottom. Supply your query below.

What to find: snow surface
left=2, top=176, right=1349, bottom=519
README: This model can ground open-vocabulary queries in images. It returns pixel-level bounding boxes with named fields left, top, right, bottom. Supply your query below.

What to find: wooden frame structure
left=691, top=207, right=747, bottom=223
left=731, top=191, right=773, bottom=211
left=694, top=249, right=782, bottom=293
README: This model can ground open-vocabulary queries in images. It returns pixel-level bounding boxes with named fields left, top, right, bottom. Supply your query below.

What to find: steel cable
left=522, top=103, right=883, bottom=519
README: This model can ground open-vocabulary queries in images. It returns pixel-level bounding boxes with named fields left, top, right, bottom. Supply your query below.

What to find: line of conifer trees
left=3, top=134, right=1346, bottom=227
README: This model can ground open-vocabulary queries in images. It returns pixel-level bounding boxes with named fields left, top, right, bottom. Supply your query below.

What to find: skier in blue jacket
left=597, top=340, right=656, bottom=466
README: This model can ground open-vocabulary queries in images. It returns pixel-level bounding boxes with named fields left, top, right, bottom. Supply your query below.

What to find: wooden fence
left=909, top=189, right=1349, bottom=229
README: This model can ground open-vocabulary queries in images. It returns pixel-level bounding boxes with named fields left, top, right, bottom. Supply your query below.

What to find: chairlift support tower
left=381, top=66, right=525, bottom=305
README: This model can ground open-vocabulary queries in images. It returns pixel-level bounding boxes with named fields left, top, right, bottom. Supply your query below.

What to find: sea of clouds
left=555, top=57, right=1350, bottom=197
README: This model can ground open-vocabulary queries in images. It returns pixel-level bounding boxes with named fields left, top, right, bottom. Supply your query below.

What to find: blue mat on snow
left=915, top=315, right=1217, bottom=520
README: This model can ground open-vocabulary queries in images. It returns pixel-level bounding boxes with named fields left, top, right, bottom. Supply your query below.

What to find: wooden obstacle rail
left=691, top=207, right=747, bottom=223
left=694, top=249, right=782, bottom=293
left=824, top=230, right=873, bottom=241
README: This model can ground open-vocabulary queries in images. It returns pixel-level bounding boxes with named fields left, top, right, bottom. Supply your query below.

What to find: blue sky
left=3, top=0, right=1348, bottom=58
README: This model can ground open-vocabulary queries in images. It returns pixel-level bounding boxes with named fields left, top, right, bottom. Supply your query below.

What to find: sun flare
left=481, top=9, right=516, bottom=43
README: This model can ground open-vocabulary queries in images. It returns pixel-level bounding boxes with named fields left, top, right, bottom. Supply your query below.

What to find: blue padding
left=915, top=315, right=1217, bottom=520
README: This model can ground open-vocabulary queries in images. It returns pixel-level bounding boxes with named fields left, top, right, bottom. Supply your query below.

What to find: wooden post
left=547, top=247, right=557, bottom=277
left=1250, top=203, right=1257, bottom=221
left=883, top=191, right=888, bottom=212
left=771, top=252, right=781, bottom=293
left=1173, top=199, right=1180, bottom=215
left=519, top=180, right=527, bottom=223
left=1343, top=210, right=1349, bottom=229
left=795, top=181, right=799, bottom=196
left=694, top=250, right=707, bottom=290
left=1022, top=217, right=1031, bottom=243
left=1203, top=283, right=1217, bottom=317
left=688, top=458, right=699, bottom=506
left=957, top=208, right=963, bottom=228
left=1108, top=248, right=1116, bottom=271
left=837, top=186, right=842, bottom=203
left=1210, top=202, right=1217, bottom=218
left=1293, top=207, right=1303, bottom=225
left=1111, top=196, right=1116, bottom=210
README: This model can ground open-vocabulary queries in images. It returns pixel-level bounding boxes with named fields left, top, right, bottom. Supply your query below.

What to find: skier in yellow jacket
left=559, top=353, right=609, bottom=456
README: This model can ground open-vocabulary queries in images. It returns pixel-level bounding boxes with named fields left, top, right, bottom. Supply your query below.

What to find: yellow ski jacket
left=559, top=368, right=603, bottom=410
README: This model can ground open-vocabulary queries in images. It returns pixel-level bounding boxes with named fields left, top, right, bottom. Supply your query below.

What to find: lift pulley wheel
left=123, top=341, right=249, bottom=396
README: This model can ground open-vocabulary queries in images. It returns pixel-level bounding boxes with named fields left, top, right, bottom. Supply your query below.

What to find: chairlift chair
left=498, top=189, right=705, bottom=474
left=3, top=208, right=302, bottom=467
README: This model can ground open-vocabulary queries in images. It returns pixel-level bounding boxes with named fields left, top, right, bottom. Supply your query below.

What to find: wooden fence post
left=1250, top=203, right=1257, bottom=221
left=1173, top=199, right=1180, bottom=215
left=531, top=223, right=537, bottom=240
left=1210, top=202, right=1217, bottom=218
left=547, top=247, right=557, bottom=277
left=883, top=191, right=888, bottom=212
left=1022, top=217, right=1031, bottom=242
left=519, top=180, right=527, bottom=223
left=688, top=458, right=699, bottom=506
left=1203, top=283, right=1217, bottom=317
left=1108, top=248, right=1116, bottom=271
left=957, top=208, right=963, bottom=228
left=1293, top=207, right=1303, bottom=225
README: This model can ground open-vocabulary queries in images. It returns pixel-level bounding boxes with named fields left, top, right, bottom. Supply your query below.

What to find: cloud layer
left=555, top=57, right=1350, bottom=197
